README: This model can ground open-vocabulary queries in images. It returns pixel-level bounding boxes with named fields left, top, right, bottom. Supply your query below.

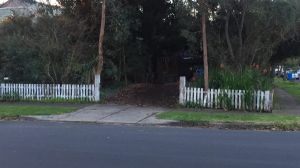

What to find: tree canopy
left=0, top=0, right=299, bottom=83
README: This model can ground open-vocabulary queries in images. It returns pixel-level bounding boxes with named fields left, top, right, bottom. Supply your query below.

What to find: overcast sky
left=0, top=0, right=58, bottom=5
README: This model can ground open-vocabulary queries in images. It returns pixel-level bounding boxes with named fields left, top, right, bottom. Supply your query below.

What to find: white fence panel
left=0, top=83, right=97, bottom=102
left=179, top=76, right=273, bottom=112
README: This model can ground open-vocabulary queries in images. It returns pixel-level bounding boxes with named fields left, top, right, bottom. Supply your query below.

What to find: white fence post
left=94, top=74, right=101, bottom=102
left=179, top=76, right=186, bottom=105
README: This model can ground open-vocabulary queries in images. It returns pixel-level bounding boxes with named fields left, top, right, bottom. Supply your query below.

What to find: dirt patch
left=0, top=116, right=21, bottom=121
left=106, top=83, right=179, bottom=107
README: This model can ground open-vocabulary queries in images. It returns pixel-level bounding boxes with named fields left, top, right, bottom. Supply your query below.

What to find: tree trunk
left=97, top=0, right=106, bottom=75
left=238, top=3, right=246, bottom=67
left=95, top=0, right=106, bottom=101
left=225, top=13, right=235, bottom=61
left=202, top=14, right=209, bottom=91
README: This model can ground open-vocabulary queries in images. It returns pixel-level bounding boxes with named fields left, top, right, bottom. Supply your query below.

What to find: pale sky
left=0, top=0, right=58, bottom=5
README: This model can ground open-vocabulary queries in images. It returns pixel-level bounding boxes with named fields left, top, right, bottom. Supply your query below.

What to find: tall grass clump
left=192, top=68, right=273, bottom=91
left=189, top=68, right=273, bottom=111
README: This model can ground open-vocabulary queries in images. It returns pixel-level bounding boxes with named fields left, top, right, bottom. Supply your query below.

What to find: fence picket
left=192, top=88, right=196, bottom=104
left=234, top=90, right=237, bottom=109
left=189, top=87, right=192, bottom=103
left=230, top=90, right=233, bottom=107
left=264, top=91, right=269, bottom=111
left=256, top=91, right=260, bottom=111
left=200, top=88, right=203, bottom=106
left=210, top=89, right=214, bottom=108
left=71, top=85, right=74, bottom=100
left=260, top=91, right=263, bottom=111
left=190, top=87, right=193, bottom=103
left=259, top=90, right=263, bottom=111
left=186, top=87, right=190, bottom=103
left=212, top=89, right=215, bottom=108
left=67, top=84, right=70, bottom=99
left=196, top=88, right=200, bottom=105
left=217, top=89, right=221, bottom=108
left=36, top=84, right=39, bottom=100
left=238, top=90, right=241, bottom=110
left=261, top=91, right=264, bottom=111
left=209, top=89, right=211, bottom=108
left=207, top=90, right=210, bottom=108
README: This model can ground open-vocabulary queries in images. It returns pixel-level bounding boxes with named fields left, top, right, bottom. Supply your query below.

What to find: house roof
left=0, top=0, right=37, bottom=8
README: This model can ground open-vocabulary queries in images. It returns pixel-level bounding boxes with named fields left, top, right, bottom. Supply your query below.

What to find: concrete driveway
left=273, top=88, right=300, bottom=115
left=30, top=104, right=172, bottom=125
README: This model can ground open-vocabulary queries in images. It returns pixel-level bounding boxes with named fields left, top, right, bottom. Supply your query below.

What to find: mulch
left=106, top=83, right=179, bottom=107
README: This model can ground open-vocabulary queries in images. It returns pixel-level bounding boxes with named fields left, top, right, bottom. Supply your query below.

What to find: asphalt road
left=0, top=121, right=300, bottom=168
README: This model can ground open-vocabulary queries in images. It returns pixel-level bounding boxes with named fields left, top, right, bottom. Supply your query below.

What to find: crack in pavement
left=97, top=106, right=132, bottom=121
left=135, top=112, right=158, bottom=124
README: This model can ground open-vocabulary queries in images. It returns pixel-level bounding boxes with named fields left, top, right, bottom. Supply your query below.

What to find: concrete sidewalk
left=30, top=104, right=173, bottom=125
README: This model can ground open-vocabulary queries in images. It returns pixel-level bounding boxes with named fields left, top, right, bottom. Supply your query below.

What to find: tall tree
left=95, top=0, right=106, bottom=101
left=199, top=0, right=209, bottom=91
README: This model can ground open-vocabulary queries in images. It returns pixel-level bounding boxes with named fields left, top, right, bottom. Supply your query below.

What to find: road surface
left=0, top=121, right=299, bottom=168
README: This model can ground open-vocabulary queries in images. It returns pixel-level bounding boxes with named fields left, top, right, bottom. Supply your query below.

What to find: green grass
left=0, top=105, right=77, bottom=118
left=274, top=78, right=300, bottom=101
left=157, top=111, right=300, bottom=125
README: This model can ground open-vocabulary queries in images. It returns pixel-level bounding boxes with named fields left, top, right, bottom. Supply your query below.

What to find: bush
left=0, top=92, right=20, bottom=102
left=188, top=68, right=273, bottom=111
left=191, top=68, right=273, bottom=91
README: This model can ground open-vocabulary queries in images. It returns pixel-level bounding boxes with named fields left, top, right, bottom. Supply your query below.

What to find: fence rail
left=0, top=83, right=96, bottom=101
left=179, top=77, right=273, bottom=112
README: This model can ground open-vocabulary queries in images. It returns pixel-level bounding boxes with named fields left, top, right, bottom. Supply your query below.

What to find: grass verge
left=274, top=77, right=300, bottom=101
left=157, top=111, right=300, bottom=130
left=0, top=105, right=77, bottom=119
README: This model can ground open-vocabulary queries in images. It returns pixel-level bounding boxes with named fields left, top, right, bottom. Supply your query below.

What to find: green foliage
left=192, top=68, right=273, bottom=91
left=176, top=0, right=300, bottom=68
left=283, top=57, right=300, bottom=69
left=100, top=81, right=126, bottom=100
left=185, top=101, right=201, bottom=108
left=0, top=0, right=300, bottom=85
left=36, top=98, right=94, bottom=103
left=0, top=105, right=77, bottom=118
left=217, top=92, right=234, bottom=111
left=157, top=111, right=300, bottom=130
left=274, top=77, right=300, bottom=101
left=0, top=95, right=94, bottom=103
left=0, top=92, right=21, bottom=102
left=189, top=68, right=272, bottom=111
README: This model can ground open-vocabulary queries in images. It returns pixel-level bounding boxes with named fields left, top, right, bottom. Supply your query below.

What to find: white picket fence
left=179, top=77, right=273, bottom=112
left=0, top=83, right=97, bottom=101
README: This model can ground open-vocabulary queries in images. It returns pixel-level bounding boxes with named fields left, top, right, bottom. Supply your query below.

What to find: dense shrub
left=191, top=68, right=273, bottom=91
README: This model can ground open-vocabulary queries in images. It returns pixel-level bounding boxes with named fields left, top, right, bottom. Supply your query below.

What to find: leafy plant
left=0, top=92, right=20, bottom=102
left=218, top=91, right=233, bottom=111
left=192, top=68, right=273, bottom=91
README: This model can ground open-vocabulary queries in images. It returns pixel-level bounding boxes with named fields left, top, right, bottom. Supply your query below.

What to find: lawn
left=274, top=77, right=300, bottom=101
left=0, top=105, right=77, bottom=118
left=157, top=111, right=300, bottom=125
